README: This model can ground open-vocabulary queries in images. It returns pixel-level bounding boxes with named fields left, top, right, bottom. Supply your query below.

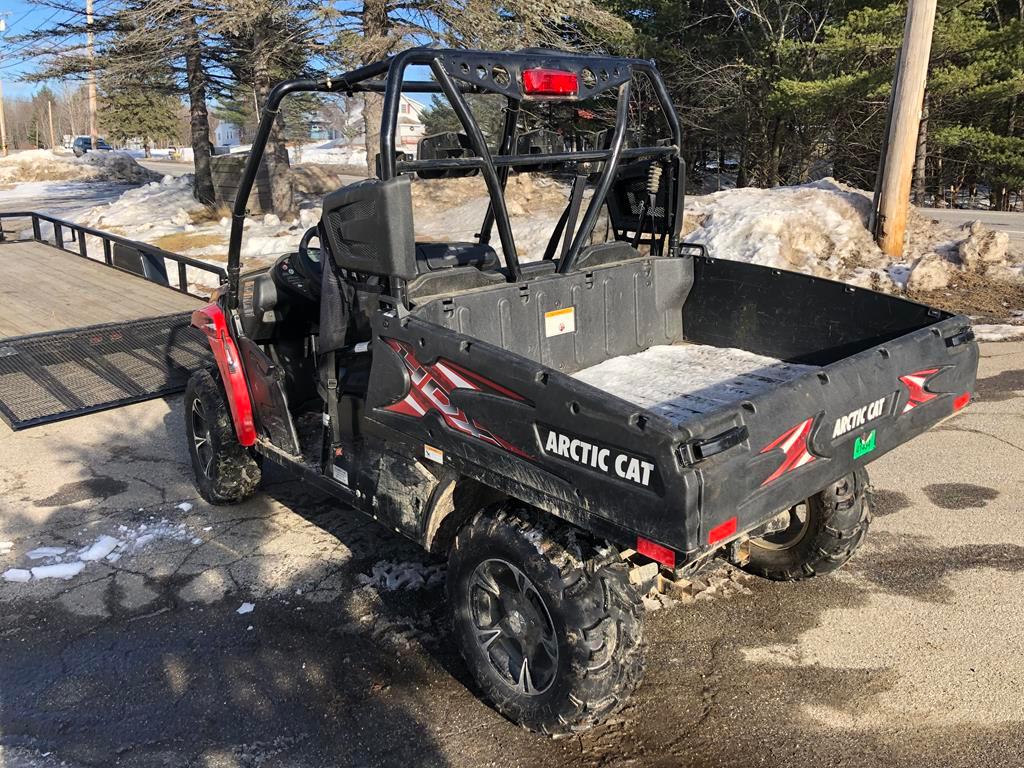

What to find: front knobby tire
left=742, top=469, right=872, bottom=581
left=447, top=505, right=645, bottom=735
left=183, top=369, right=260, bottom=505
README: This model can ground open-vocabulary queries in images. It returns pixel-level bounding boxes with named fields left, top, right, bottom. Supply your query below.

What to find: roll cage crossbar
left=226, top=48, right=684, bottom=308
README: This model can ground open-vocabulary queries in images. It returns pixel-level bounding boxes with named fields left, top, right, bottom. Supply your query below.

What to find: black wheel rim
left=468, top=558, right=559, bottom=696
left=750, top=501, right=811, bottom=550
left=190, top=398, right=214, bottom=479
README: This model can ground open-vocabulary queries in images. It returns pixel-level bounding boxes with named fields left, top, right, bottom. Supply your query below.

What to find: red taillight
left=522, top=68, right=578, bottom=96
left=636, top=537, right=675, bottom=569
left=953, top=391, right=971, bottom=411
left=708, top=516, right=737, bottom=546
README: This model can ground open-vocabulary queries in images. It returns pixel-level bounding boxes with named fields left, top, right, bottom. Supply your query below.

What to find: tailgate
left=693, top=316, right=978, bottom=547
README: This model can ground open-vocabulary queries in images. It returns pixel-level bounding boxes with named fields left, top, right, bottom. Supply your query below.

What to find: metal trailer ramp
left=0, top=314, right=213, bottom=430
left=0, top=211, right=225, bottom=429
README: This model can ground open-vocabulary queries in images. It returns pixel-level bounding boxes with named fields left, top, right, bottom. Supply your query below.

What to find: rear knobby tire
left=742, top=469, right=871, bottom=581
left=184, top=369, right=260, bottom=505
left=447, top=505, right=645, bottom=735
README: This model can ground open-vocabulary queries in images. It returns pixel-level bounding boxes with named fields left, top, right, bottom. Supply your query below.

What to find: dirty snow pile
left=74, top=174, right=320, bottom=263
left=1, top=518, right=202, bottom=584
left=0, top=148, right=160, bottom=185
left=413, top=174, right=570, bottom=261
left=685, top=178, right=1023, bottom=292
left=574, top=343, right=817, bottom=423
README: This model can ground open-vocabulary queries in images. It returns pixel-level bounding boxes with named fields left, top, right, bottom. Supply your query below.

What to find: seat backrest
left=321, top=176, right=417, bottom=280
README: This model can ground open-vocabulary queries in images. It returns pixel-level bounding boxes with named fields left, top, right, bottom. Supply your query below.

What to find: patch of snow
left=971, top=324, right=1024, bottom=342
left=31, top=562, right=86, bottom=581
left=237, top=602, right=255, bottom=615
left=358, top=560, right=445, bottom=591
left=26, top=546, right=66, bottom=560
left=573, top=343, right=818, bottom=424
left=176, top=502, right=193, bottom=512
left=77, top=535, right=122, bottom=562
left=2, top=568, right=32, bottom=583
left=0, top=541, right=13, bottom=553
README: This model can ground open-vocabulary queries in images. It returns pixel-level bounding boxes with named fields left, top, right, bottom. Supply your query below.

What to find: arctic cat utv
left=185, top=48, right=979, bottom=734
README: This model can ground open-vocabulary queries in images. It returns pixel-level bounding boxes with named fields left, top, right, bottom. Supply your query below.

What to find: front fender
left=191, top=304, right=257, bottom=446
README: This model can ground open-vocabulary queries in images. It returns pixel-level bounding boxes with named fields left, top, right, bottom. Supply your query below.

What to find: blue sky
left=1, top=0, right=88, bottom=99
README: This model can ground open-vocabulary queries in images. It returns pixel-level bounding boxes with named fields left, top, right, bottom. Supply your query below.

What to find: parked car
left=72, top=136, right=113, bottom=156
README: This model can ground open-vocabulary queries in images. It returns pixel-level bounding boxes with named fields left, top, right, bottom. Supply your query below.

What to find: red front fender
left=191, top=304, right=257, bottom=446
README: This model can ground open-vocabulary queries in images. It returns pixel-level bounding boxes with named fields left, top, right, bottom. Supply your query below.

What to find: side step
left=0, top=313, right=211, bottom=430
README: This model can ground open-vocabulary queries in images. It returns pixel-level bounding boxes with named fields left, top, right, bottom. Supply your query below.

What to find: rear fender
left=191, top=304, right=257, bottom=446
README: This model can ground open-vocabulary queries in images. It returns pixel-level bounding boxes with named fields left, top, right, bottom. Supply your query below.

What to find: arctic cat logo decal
left=540, top=427, right=657, bottom=488
left=899, top=368, right=942, bottom=413
left=832, top=396, right=887, bottom=439
left=382, top=339, right=530, bottom=459
left=760, top=416, right=816, bottom=486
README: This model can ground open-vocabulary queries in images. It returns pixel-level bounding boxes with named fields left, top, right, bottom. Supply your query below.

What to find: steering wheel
left=298, top=225, right=320, bottom=267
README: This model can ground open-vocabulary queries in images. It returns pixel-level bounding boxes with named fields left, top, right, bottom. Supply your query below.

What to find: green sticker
left=853, top=429, right=876, bottom=459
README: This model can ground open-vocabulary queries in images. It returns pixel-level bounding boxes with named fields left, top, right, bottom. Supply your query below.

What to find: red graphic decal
left=759, top=417, right=816, bottom=486
left=899, top=368, right=940, bottom=413
left=383, top=339, right=530, bottom=458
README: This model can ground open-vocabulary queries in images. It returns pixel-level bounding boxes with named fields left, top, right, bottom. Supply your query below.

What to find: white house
left=214, top=121, right=242, bottom=147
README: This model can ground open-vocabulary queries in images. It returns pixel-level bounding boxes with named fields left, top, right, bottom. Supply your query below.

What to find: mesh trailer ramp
left=0, top=211, right=226, bottom=430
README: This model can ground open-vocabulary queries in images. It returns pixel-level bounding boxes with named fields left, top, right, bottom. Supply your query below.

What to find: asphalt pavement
left=0, top=341, right=1021, bottom=767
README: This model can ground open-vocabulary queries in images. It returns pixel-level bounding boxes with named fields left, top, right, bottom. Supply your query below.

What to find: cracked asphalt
left=1, top=341, right=1022, bottom=768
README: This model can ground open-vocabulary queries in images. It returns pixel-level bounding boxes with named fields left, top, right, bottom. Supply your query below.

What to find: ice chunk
left=2, top=568, right=31, bottom=583
left=190, top=538, right=202, bottom=545
left=78, top=535, right=122, bottom=562
left=106, top=552, right=121, bottom=563
left=237, top=602, right=255, bottom=615
left=176, top=502, right=193, bottom=512
left=26, top=546, right=66, bottom=560
left=31, top=562, right=85, bottom=580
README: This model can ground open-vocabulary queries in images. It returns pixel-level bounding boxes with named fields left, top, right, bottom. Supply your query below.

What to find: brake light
left=708, top=516, right=737, bottom=546
left=953, top=391, right=971, bottom=411
left=522, top=68, right=578, bottom=96
left=636, top=537, right=675, bottom=569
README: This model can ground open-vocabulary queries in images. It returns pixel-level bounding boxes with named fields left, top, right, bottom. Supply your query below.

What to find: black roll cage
left=226, top=48, right=684, bottom=309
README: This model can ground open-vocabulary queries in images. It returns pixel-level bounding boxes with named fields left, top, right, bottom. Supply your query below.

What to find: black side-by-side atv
left=185, top=48, right=978, bottom=734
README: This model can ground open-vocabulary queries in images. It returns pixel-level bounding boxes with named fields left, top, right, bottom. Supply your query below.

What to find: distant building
left=211, top=94, right=427, bottom=161
left=214, top=121, right=242, bottom=147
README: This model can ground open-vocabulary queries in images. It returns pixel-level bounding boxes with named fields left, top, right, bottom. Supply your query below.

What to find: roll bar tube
left=225, top=51, right=685, bottom=308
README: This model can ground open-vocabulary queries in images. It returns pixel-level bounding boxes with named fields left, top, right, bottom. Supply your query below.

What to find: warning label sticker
left=544, top=307, right=576, bottom=337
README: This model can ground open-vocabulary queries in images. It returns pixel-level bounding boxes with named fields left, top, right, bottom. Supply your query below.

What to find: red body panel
left=191, top=304, right=257, bottom=446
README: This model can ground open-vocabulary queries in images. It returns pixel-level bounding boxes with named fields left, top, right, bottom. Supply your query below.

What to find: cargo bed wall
left=413, top=257, right=693, bottom=374
left=682, top=257, right=950, bottom=365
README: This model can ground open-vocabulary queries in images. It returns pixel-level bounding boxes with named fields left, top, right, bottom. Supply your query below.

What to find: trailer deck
left=0, top=240, right=200, bottom=337
left=0, top=213, right=225, bottom=430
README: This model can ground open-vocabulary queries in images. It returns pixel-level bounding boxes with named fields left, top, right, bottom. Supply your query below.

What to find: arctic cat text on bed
left=183, top=48, right=980, bottom=736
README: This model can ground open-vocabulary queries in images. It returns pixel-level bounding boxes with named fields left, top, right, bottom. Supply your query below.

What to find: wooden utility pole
left=48, top=100, right=56, bottom=149
left=0, top=81, right=8, bottom=157
left=86, top=0, right=98, bottom=149
left=874, top=0, right=937, bottom=257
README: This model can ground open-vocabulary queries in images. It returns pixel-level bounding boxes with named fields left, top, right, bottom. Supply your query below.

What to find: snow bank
left=686, top=179, right=1023, bottom=293
left=686, top=180, right=897, bottom=288
left=574, top=343, right=817, bottom=423
left=0, top=149, right=159, bottom=185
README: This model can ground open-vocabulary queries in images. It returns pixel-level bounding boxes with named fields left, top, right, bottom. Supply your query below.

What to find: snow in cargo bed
left=573, top=344, right=817, bottom=424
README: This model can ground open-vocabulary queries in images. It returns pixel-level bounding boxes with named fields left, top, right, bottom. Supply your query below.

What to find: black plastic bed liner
left=0, top=313, right=211, bottom=430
